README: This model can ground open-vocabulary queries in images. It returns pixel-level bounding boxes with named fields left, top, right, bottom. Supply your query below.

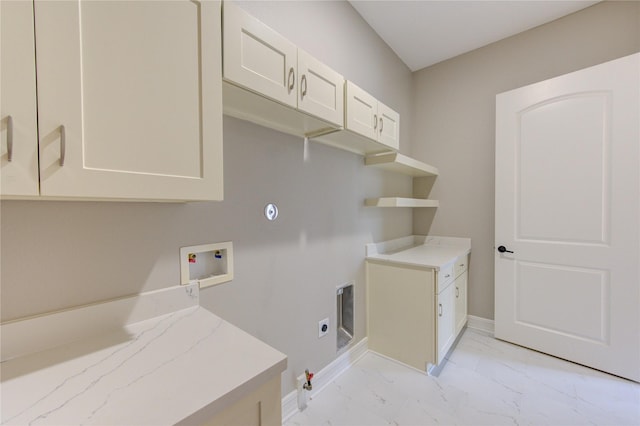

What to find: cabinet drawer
left=437, top=262, right=455, bottom=292
left=455, top=255, right=468, bottom=278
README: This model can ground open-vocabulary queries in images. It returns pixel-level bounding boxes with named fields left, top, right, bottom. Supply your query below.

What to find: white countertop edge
left=366, top=235, right=471, bottom=256
left=366, top=235, right=471, bottom=270
left=366, top=247, right=472, bottom=270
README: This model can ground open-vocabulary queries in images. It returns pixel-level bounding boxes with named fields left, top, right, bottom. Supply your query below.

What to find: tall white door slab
left=495, top=53, right=640, bottom=382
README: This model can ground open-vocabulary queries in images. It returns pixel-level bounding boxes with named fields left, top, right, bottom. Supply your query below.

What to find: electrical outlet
left=318, top=318, right=329, bottom=338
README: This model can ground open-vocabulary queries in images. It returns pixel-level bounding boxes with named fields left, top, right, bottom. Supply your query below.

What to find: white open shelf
left=365, top=197, right=439, bottom=208
left=365, top=152, right=439, bottom=177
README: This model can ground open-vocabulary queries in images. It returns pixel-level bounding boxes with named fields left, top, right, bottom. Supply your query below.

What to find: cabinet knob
left=438, top=303, right=443, bottom=317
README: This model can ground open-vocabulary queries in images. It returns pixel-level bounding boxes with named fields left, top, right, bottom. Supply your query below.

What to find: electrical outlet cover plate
left=318, top=318, right=329, bottom=338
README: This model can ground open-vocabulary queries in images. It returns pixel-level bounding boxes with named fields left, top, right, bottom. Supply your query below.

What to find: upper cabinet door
left=377, top=101, right=400, bottom=150
left=345, top=81, right=377, bottom=140
left=297, top=49, right=344, bottom=127
left=1, top=1, right=39, bottom=197
left=34, top=0, right=223, bottom=201
left=223, top=2, right=297, bottom=108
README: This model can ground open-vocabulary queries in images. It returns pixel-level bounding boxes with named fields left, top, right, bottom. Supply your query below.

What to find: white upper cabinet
left=222, top=2, right=402, bottom=156
left=2, top=0, right=223, bottom=201
left=345, top=81, right=399, bottom=150
left=1, top=1, right=39, bottom=197
left=222, top=1, right=344, bottom=135
left=316, top=81, right=400, bottom=155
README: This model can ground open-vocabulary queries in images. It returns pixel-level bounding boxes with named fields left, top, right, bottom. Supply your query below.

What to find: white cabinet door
left=34, top=0, right=223, bottom=201
left=345, top=81, right=377, bottom=140
left=223, top=2, right=297, bottom=108
left=454, top=272, right=467, bottom=335
left=377, top=101, right=399, bottom=150
left=1, top=0, right=39, bottom=197
left=437, top=282, right=456, bottom=364
left=297, top=49, right=344, bottom=127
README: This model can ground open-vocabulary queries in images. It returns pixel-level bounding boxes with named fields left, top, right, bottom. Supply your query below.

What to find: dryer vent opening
left=337, top=282, right=354, bottom=350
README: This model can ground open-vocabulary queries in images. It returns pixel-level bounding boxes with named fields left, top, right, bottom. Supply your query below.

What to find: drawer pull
left=438, top=303, right=443, bottom=317
left=59, top=125, right=66, bottom=166
left=445, top=274, right=451, bottom=278
left=460, top=263, right=465, bottom=267
left=6, top=115, right=13, bottom=162
left=373, top=114, right=378, bottom=130
left=287, top=67, right=295, bottom=93
left=300, top=74, right=307, bottom=99
left=455, top=287, right=459, bottom=298
left=379, top=117, right=383, bottom=133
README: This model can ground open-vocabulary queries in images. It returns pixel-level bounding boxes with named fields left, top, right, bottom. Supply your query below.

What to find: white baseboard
left=467, top=315, right=495, bottom=334
left=281, top=388, right=299, bottom=423
left=281, top=337, right=368, bottom=422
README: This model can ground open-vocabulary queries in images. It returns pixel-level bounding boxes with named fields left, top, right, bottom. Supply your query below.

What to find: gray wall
left=0, top=1, right=413, bottom=396
left=411, top=0, right=640, bottom=320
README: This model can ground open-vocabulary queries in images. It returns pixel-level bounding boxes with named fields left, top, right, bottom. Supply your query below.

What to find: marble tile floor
left=285, top=329, right=640, bottom=426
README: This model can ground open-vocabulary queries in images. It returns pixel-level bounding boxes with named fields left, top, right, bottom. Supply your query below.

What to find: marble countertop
left=366, top=235, right=471, bottom=270
left=1, top=285, right=287, bottom=425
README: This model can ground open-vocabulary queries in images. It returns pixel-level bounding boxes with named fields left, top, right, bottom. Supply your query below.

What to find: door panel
left=495, top=53, right=639, bottom=381
left=437, top=282, right=455, bottom=364
left=377, top=101, right=400, bottom=150
left=35, top=0, right=223, bottom=200
left=1, top=0, right=39, bottom=197
left=515, top=261, right=608, bottom=343
left=454, top=272, right=467, bottom=335
left=80, top=1, right=201, bottom=177
left=517, top=93, right=609, bottom=244
left=345, top=81, right=377, bottom=140
left=297, top=49, right=344, bottom=127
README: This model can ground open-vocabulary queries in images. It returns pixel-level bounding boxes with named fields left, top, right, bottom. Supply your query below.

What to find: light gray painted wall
left=411, top=1, right=640, bottom=320
left=0, top=1, right=413, bottom=396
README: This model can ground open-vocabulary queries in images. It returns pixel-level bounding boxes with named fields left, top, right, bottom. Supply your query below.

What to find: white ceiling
left=349, top=1, right=600, bottom=71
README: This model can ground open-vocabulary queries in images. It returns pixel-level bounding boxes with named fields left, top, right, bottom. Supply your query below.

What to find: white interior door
left=495, top=53, right=640, bottom=382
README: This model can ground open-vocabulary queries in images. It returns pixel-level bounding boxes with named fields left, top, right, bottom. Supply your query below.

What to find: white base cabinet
left=2, top=0, right=223, bottom=201
left=367, top=254, right=468, bottom=373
